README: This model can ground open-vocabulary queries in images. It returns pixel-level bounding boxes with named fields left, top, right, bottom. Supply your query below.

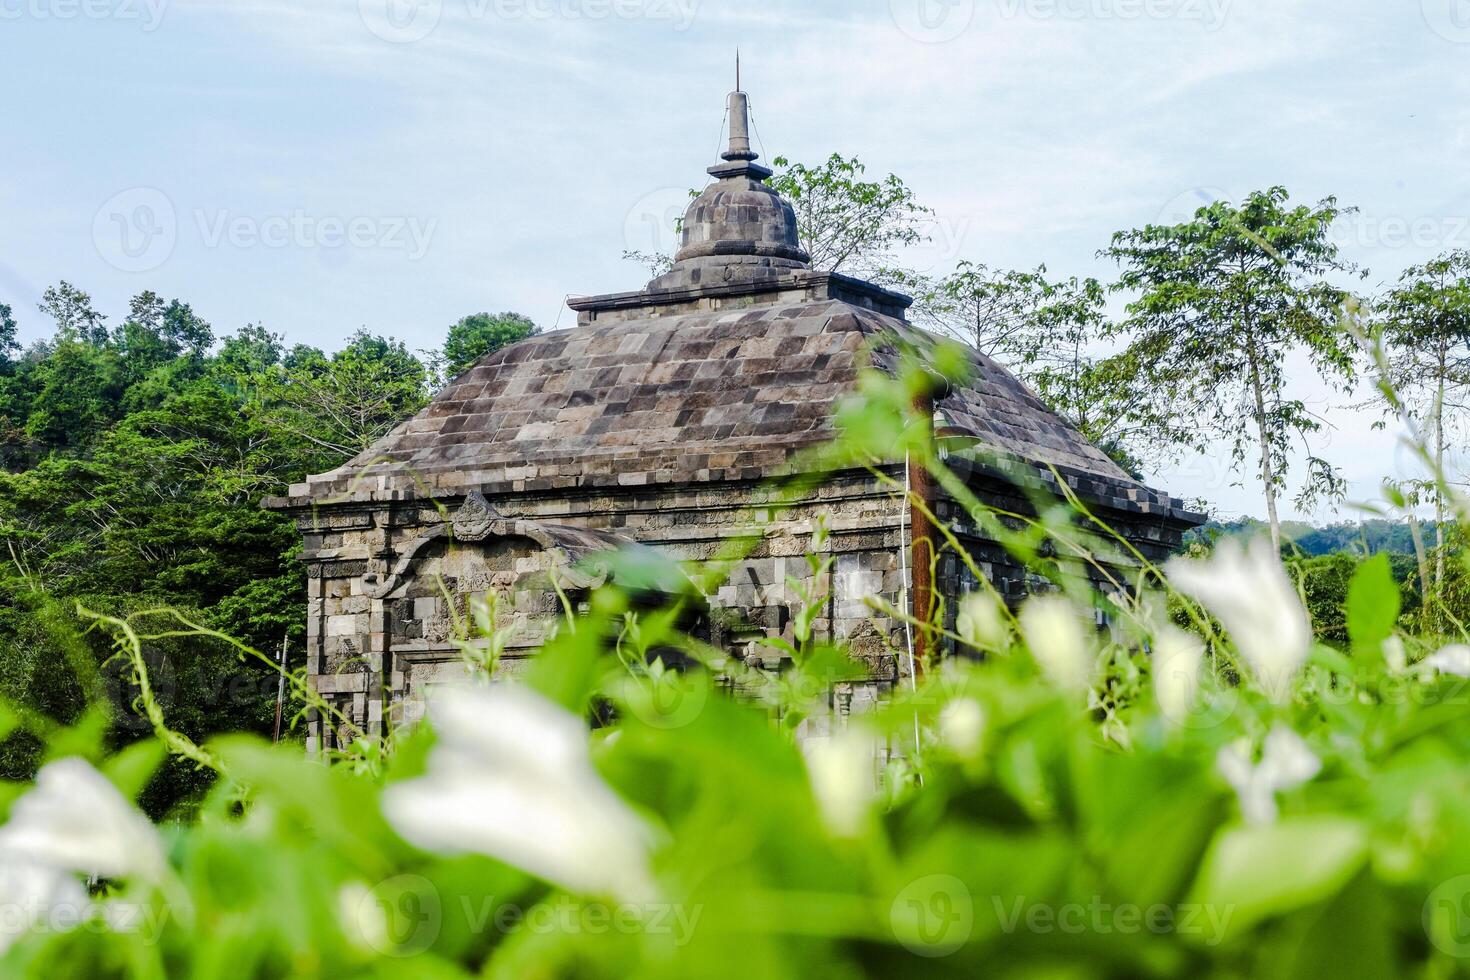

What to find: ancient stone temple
left=264, top=83, right=1202, bottom=751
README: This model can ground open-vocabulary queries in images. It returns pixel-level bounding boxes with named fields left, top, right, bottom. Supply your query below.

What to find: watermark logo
left=619, top=667, right=711, bottom=730
left=0, top=0, right=169, bottom=30
left=93, top=187, right=176, bottom=274
left=890, top=874, right=973, bottom=957
left=359, top=0, right=442, bottom=43
left=360, top=0, right=699, bottom=43
left=349, top=879, right=705, bottom=952
left=907, top=214, right=975, bottom=269
left=354, top=874, right=442, bottom=956
left=995, top=0, right=1231, bottom=30
left=1154, top=666, right=1237, bottom=731
left=890, top=0, right=975, bottom=43
left=993, top=895, right=1234, bottom=944
left=1156, top=185, right=1228, bottom=227
left=623, top=187, right=689, bottom=263
left=1331, top=210, right=1470, bottom=251
left=1422, top=0, right=1470, bottom=43
left=479, top=0, right=699, bottom=28
left=100, top=645, right=175, bottom=734
left=1425, top=875, right=1470, bottom=956
left=194, top=209, right=437, bottom=260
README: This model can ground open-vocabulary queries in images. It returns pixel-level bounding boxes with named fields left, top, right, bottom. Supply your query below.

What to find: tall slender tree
left=905, top=263, right=1195, bottom=473
left=1374, top=249, right=1470, bottom=605
left=1103, top=187, right=1360, bottom=550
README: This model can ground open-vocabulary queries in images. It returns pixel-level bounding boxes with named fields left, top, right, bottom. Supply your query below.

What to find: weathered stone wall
left=283, top=465, right=1189, bottom=753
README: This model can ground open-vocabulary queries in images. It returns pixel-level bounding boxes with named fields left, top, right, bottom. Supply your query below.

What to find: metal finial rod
left=722, top=52, right=755, bottom=162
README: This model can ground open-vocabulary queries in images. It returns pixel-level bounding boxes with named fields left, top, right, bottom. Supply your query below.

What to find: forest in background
left=5, top=157, right=1470, bottom=810
left=0, top=290, right=534, bottom=807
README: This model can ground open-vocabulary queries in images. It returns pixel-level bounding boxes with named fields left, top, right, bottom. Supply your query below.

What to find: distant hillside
left=1184, top=517, right=1446, bottom=556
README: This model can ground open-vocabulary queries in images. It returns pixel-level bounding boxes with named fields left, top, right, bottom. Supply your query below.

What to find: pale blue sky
left=4, top=0, right=1469, bottom=520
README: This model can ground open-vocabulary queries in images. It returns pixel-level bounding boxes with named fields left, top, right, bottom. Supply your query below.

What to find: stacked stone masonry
left=264, top=86, right=1203, bottom=751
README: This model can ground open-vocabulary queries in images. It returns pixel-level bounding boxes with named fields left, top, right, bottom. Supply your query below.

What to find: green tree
left=1103, top=187, right=1360, bottom=550
left=898, top=262, right=1055, bottom=363
left=260, top=330, right=430, bottom=464
left=441, top=312, right=538, bottom=380
left=769, top=153, right=932, bottom=279
left=1373, top=249, right=1470, bottom=605
left=0, top=302, right=18, bottom=366
left=0, top=292, right=441, bottom=810
left=38, top=280, right=107, bottom=345
left=20, top=337, right=123, bottom=451
left=903, top=265, right=1191, bottom=472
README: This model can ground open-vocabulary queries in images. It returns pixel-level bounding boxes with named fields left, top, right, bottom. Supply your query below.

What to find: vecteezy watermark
left=350, top=876, right=705, bottom=956
left=358, top=0, right=441, bottom=43
left=889, top=0, right=975, bottom=43
left=1425, top=874, right=1470, bottom=957
left=100, top=644, right=176, bottom=734
left=194, top=209, right=437, bottom=260
left=1421, top=0, right=1470, bottom=43
left=1331, top=210, right=1470, bottom=252
left=1155, top=185, right=1229, bottom=227
left=995, top=0, right=1231, bottom=30
left=907, top=214, right=975, bottom=269
left=460, top=895, right=704, bottom=946
left=92, top=189, right=438, bottom=272
left=617, top=667, right=711, bottom=730
left=0, top=897, right=171, bottom=946
left=890, top=874, right=974, bottom=957
left=623, top=187, right=689, bottom=264
left=93, top=187, right=177, bottom=274
left=359, top=0, right=699, bottom=43
left=0, top=0, right=168, bottom=30
left=993, top=896, right=1235, bottom=945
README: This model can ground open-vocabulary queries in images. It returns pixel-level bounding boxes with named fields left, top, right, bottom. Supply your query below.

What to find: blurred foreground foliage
left=3, top=335, right=1470, bottom=979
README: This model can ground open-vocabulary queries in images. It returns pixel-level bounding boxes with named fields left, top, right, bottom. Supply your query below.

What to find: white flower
left=382, top=683, right=657, bottom=902
left=956, top=591, right=1009, bottom=650
left=1420, top=644, right=1470, bottom=677
left=0, top=757, right=166, bottom=954
left=1018, top=595, right=1093, bottom=691
left=1382, top=635, right=1408, bottom=675
left=802, top=728, right=882, bottom=838
left=1216, top=724, right=1321, bottom=825
left=337, top=881, right=390, bottom=954
left=1153, top=623, right=1204, bottom=726
left=0, top=757, right=166, bottom=883
left=1166, top=538, right=1312, bottom=702
left=937, top=699, right=985, bottom=760
left=0, top=861, right=88, bottom=954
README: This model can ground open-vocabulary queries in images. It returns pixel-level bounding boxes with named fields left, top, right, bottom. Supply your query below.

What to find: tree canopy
left=1103, top=187, right=1360, bottom=550
left=0, top=287, right=536, bottom=808
left=441, top=311, right=539, bottom=381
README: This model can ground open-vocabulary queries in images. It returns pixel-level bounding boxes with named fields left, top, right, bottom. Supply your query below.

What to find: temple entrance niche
left=369, top=493, right=629, bottom=726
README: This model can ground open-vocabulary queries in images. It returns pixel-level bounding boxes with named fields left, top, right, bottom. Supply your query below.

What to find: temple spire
left=710, top=56, right=771, bottom=180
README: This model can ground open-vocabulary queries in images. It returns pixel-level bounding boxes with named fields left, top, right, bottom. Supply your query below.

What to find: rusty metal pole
left=909, top=387, right=937, bottom=680
left=272, top=634, right=288, bottom=744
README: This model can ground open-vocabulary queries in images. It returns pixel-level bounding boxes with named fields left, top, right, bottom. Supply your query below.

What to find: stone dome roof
left=647, top=87, right=810, bottom=292
left=263, top=78, right=1202, bottom=536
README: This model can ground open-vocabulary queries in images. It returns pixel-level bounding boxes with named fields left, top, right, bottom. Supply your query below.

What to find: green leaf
left=1346, top=552, right=1399, bottom=658
left=1188, top=816, right=1368, bottom=937
left=101, top=738, right=167, bottom=802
